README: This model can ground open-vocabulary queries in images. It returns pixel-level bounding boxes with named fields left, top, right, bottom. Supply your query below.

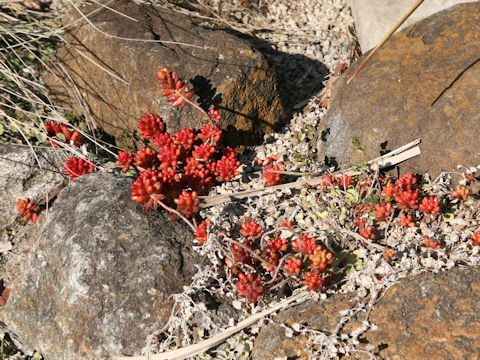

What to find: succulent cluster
left=311, top=171, right=480, bottom=260
left=350, top=173, right=444, bottom=245
left=15, top=67, right=239, bottom=224
left=16, top=198, right=39, bottom=223
left=44, top=120, right=83, bottom=148
left=200, top=219, right=334, bottom=304
left=116, top=67, right=240, bottom=219
left=15, top=67, right=480, bottom=320
left=199, top=170, right=480, bottom=305
left=257, top=156, right=285, bottom=187
left=63, top=156, right=97, bottom=180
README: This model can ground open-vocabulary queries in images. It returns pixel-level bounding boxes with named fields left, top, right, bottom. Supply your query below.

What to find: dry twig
left=346, top=0, right=425, bottom=84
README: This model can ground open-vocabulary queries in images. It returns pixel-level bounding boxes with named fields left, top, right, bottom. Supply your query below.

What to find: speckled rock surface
left=0, top=144, right=65, bottom=232
left=314, top=2, right=480, bottom=179
left=0, top=172, right=202, bottom=359
left=252, top=266, right=480, bottom=360
left=44, top=0, right=287, bottom=148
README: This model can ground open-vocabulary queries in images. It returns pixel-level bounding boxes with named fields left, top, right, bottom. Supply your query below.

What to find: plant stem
left=156, top=200, right=196, bottom=232
left=346, top=0, right=425, bottom=84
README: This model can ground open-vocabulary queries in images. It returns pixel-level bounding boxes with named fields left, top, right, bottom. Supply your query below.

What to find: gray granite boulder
left=0, top=144, right=65, bottom=232
left=0, top=172, right=202, bottom=359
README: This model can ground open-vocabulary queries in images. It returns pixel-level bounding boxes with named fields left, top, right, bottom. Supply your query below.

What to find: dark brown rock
left=252, top=267, right=480, bottom=360
left=314, top=3, right=480, bottom=179
left=0, top=172, right=202, bottom=359
left=44, top=0, right=286, bottom=148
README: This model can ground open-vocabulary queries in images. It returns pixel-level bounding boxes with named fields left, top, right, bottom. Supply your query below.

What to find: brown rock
left=314, top=3, right=480, bottom=179
left=252, top=267, right=480, bottom=359
left=44, top=0, right=286, bottom=148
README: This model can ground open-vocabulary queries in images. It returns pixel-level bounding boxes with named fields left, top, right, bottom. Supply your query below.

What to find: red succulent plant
left=156, top=67, right=195, bottom=108
left=235, top=272, right=263, bottom=304
left=16, top=198, right=39, bottom=223
left=63, top=157, right=96, bottom=180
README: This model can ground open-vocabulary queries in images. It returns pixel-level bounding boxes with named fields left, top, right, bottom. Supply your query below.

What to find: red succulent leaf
left=308, top=246, right=334, bottom=272
left=320, top=175, right=335, bottom=188
left=239, top=220, right=263, bottom=237
left=291, top=233, right=317, bottom=255
left=266, top=236, right=288, bottom=252
left=261, top=247, right=280, bottom=272
left=374, top=201, right=393, bottom=222
left=279, top=219, right=293, bottom=228
left=422, top=236, right=441, bottom=249
left=152, top=132, right=172, bottom=148
left=211, top=147, right=240, bottom=182
left=284, top=257, right=302, bottom=275
left=157, top=144, right=181, bottom=170
left=208, top=108, right=222, bottom=122
left=116, top=150, right=134, bottom=173
left=16, top=198, right=39, bottom=223
left=173, top=190, right=200, bottom=218
left=44, top=120, right=61, bottom=137
left=383, top=247, right=396, bottom=261
left=336, top=175, right=354, bottom=188
left=131, top=169, right=166, bottom=210
left=395, top=189, right=419, bottom=209
left=137, top=113, right=165, bottom=140
left=63, top=157, right=96, bottom=180
left=354, top=217, right=366, bottom=228
left=303, top=272, right=325, bottom=291
left=472, top=231, right=480, bottom=246
left=359, top=225, right=375, bottom=240
left=232, top=240, right=254, bottom=265
left=192, top=143, right=215, bottom=161
left=235, top=272, right=263, bottom=304
left=419, top=196, right=440, bottom=215
left=381, top=180, right=399, bottom=200
left=44, top=120, right=83, bottom=147
left=156, top=67, right=195, bottom=108
left=397, top=212, right=415, bottom=227
left=134, top=147, right=158, bottom=170
left=262, top=157, right=285, bottom=187
left=395, top=172, right=418, bottom=190
left=450, top=186, right=471, bottom=201
left=198, top=122, right=222, bottom=146
left=173, top=127, right=196, bottom=151
left=194, top=219, right=212, bottom=245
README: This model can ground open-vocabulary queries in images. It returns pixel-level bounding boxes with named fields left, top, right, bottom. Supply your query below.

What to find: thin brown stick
left=200, top=140, right=421, bottom=208
left=155, top=200, right=196, bottom=232
left=200, top=175, right=336, bottom=208
left=67, top=0, right=205, bottom=49
left=264, top=169, right=313, bottom=176
left=339, top=229, right=385, bottom=251
left=176, top=91, right=210, bottom=121
left=226, top=238, right=277, bottom=271
left=263, top=254, right=290, bottom=286
left=112, top=290, right=310, bottom=360
left=346, top=0, right=424, bottom=84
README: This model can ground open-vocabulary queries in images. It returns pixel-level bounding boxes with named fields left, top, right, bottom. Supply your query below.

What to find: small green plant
left=296, top=123, right=315, bottom=143
left=350, top=136, right=368, bottom=153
